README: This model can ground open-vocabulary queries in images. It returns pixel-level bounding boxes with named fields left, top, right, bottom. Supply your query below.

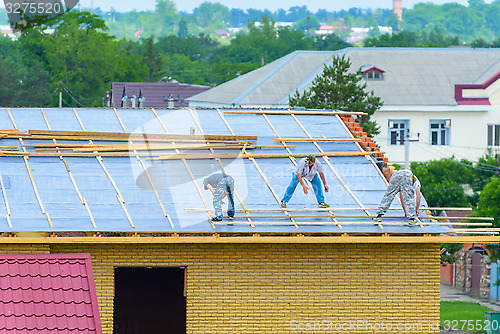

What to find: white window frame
left=488, top=124, right=500, bottom=147
left=388, top=119, right=409, bottom=146
left=430, top=119, right=451, bottom=146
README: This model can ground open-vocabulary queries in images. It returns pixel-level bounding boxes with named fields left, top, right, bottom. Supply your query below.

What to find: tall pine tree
left=289, top=55, right=382, bottom=136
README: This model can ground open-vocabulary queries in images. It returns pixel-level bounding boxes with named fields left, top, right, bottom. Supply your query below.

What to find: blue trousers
left=282, top=173, right=324, bottom=204
left=213, top=175, right=235, bottom=219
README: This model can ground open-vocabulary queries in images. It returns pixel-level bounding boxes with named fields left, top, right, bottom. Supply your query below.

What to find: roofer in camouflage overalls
left=374, top=169, right=422, bottom=226
left=203, top=173, right=235, bottom=222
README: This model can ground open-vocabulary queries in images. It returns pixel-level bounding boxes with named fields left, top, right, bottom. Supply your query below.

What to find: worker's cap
left=306, top=154, right=316, bottom=163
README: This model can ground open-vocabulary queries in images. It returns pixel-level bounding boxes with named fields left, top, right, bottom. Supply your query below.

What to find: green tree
left=475, top=176, right=500, bottom=228
left=292, top=15, right=320, bottom=35
left=313, top=33, right=351, bottom=51
left=364, top=29, right=460, bottom=47
left=410, top=158, right=474, bottom=208
left=156, top=0, right=176, bottom=13
left=289, top=55, right=382, bottom=136
left=0, top=36, right=51, bottom=107
left=142, top=37, right=165, bottom=81
left=178, top=18, right=188, bottom=37
left=19, top=10, right=146, bottom=106
left=441, top=243, right=464, bottom=265
left=193, top=2, right=230, bottom=29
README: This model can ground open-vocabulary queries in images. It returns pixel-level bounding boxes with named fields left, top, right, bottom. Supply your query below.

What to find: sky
left=1, top=0, right=491, bottom=12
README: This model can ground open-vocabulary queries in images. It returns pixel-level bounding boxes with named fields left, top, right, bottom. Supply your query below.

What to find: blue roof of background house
left=0, top=108, right=447, bottom=234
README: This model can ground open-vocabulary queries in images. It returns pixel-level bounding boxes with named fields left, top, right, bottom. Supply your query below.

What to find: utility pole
left=404, top=129, right=410, bottom=170
left=403, top=129, right=420, bottom=170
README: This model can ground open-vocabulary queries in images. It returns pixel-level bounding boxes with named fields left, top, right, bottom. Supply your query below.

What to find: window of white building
left=388, top=120, right=409, bottom=145
left=430, top=119, right=450, bottom=146
left=487, top=124, right=500, bottom=147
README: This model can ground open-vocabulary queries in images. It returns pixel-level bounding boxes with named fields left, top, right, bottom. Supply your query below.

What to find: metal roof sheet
left=188, top=48, right=500, bottom=107
left=0, top=253, right=101, bottom=333
left=111, top=82, right=211, bottom=108
left=0, top=108, right=447, bottom=234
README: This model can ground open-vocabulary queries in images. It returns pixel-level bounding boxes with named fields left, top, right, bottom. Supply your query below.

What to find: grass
left=441, top=301, right=495, bottom=333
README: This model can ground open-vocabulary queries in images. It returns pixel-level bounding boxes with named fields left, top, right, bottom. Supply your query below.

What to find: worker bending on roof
left=203, top=173, right=235, bottom=222
left=280, top=154, right=330, bottom=208
left=374, top=169, right=422, bottom=225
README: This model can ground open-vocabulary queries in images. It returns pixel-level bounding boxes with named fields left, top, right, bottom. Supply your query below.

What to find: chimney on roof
left=106, top=90, right=111, bottom=107
left=167, top=94, right=175, bottom=109
left=131, top=92, right=137, bottom=108
left=393, top=0, right=403, bottom=21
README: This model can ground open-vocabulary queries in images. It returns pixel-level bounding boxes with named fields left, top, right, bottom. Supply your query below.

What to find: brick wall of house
left=0, top=243, right=50, bottom=254
left=43, top=242, right=441, bottom=334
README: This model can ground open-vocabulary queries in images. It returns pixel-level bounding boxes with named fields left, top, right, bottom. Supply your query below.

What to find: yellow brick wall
left=0, top=243, right=50, bottom=254
left=47, top=243, right=440, bottom=334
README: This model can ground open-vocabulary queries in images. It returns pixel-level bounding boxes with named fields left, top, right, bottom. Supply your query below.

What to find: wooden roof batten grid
left=289, top=112, right=378, bottom=227
left=217, top=109, right=299, bottom=228
left=189, top=108, right=255, bottom=227
left=6, top=108, right=52, bottom=228
left=112, top=108, right=174, bottom=229
left=72, top=108, right=135, bottom=228
left=260, top=109, right=342, bottom=228
left=150, top=108, right=215, bottom=228
left=0, top=107, right=495, bottom=237
left=40, top=108, right=97, bottom=229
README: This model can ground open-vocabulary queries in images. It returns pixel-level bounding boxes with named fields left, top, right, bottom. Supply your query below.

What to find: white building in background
left=188, top=48, right=500, bottom=163
left=0, top=25, right=17, bottom=40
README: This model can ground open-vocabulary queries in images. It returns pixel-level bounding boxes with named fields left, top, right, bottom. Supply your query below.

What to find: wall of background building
left=372, top=109, right=495, bottom=163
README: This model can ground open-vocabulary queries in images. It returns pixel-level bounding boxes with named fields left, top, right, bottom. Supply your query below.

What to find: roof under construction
left=0, top=108, right=492, bottom=236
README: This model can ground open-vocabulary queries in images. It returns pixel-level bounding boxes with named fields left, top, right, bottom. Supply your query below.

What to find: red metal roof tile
left=0, top=254, right=102, bottom=333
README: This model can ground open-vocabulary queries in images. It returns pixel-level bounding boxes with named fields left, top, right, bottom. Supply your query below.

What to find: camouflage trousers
left=213, top=175, right=235, bottom=219
left=376, top=170, right=416, bottom=219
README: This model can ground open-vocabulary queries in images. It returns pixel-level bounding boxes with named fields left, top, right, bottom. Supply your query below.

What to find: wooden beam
left=151, top=108, right=215, bottom=228
left=26, top=129, right=257, bottom=141
left=224, top=110, right=367, bottom=116
left=0, top=150, right=380, bottom=159
left=0, top=235, right=497, bottom=244
left=290, top=113, right=377, bottom=227
left=220, top=215, right=493, bottom=220
left=274, top=138, right=361, bottom=142
left=149, top=151, right=380, bottom=160
left=184, top=207, right=476, bottom=212
left=192, top=108, right=255, bottom=228
left=216, top=109, right=298, bottom=228
left=261, top=111, right=342, bottom=228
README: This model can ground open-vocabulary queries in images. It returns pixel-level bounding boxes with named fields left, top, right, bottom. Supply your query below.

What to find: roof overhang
left=361, top=66, right=386, bottom=73
left=378, top=105, right=491, bottom=112
left=455, top=70, right=500, bottom=105
left=0, top=236, right=498, bottom=244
